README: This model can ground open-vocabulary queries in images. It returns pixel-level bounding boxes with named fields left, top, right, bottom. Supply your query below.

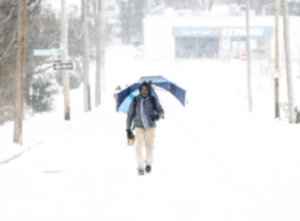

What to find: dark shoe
left=145, top=165, right=151, bottom=173
left=138, top=170, right=144, bottom=176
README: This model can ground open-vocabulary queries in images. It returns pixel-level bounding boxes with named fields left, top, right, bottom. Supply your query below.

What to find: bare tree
left=117, top=0, right=147, bottom=44
left=161, top=0, right=215, bottom=10
left=0, top=0, right=50, bottom=125
left=95, top=0, right=106, bottom=107
left=82, top=0, right=91, bottom=112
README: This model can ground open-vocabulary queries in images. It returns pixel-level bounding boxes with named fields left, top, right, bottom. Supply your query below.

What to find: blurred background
left=1, top=1, right=300, bottom=220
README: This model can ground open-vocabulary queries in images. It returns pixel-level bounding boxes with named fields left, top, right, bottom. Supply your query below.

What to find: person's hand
left=150, top=115, right=160, bottom=121
left=126, top=129, right=134, bottom=139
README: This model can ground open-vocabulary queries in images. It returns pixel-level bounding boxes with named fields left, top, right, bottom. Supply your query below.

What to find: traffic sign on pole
left=241, top=52, right=247, bottom=61
left=53, top=63, right=74, bottom=70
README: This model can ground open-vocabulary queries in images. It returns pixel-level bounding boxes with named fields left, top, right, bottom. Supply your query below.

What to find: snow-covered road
left=0, top=51, right=300, bottom=221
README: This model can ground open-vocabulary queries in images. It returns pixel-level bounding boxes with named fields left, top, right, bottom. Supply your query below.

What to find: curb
left=0, top=125, right=73, bottom=165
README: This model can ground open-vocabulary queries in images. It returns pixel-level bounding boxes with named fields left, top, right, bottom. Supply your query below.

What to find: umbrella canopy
left=118, top=86, right=159, bottom=114
left=117, top=76, right=186, bottom=114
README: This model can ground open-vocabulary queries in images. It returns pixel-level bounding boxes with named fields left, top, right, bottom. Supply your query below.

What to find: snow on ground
left=0, top=45, right=300, bottom=221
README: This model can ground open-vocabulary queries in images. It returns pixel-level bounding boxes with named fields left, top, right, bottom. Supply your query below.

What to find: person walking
left=126, top=81, right=164, bottom=176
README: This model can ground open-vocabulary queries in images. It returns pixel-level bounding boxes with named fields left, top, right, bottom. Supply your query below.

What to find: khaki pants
left=135, top=127, right=155, bottom=170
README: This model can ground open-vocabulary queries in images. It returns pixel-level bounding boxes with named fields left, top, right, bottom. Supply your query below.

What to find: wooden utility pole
left=274, top=0, right=280, bottom=118
left=95, top=0, right=102, bottom=107
left=62, top=0, right=70, bottom=120
left=282, top=0, right=295, bottom=123
left=82, top=0, right=91, bottom=112
left=13, top=0, right=27, bottom=145
left=246, top=0, right=253, bottom=112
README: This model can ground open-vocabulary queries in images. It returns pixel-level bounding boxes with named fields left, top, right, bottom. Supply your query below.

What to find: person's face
left=141, top=86, right=149, bottom=98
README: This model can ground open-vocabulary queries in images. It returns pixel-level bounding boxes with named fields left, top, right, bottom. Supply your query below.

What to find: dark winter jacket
left=126, top=94, right=164, bottom=130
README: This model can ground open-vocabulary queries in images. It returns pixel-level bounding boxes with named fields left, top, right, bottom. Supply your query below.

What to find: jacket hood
left=139, top=81, right=152, bottom=96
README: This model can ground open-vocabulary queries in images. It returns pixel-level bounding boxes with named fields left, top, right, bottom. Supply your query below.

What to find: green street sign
left=33, top=49, right=62, bottom=56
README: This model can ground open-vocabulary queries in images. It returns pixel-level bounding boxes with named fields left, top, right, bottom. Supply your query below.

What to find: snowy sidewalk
left=0, top=141, right=27, bottom=164
left=0, top=116, right=73, bottom=165
left=0, top=88, right=88, bottom=165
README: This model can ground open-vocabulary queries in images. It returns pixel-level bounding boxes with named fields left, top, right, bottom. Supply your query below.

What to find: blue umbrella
left=117, top=76, right=186, bottom=114
left=118, top=89, right=139, bottom=114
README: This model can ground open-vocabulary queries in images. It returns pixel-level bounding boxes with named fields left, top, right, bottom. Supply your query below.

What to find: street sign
left=33, top=49, right=62, bottom=56
left=53, top=62, right=74, bottom=70
left=241, top=53, right=247, bottom=61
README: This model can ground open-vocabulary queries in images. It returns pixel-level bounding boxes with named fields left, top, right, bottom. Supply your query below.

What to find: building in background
left=143, top=6, right=300, bottom=60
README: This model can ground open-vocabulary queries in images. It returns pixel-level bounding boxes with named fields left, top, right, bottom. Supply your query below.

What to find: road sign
left=33, top=49, right=62, bottom=56
left=241, top=53, right=247, bottom=61
left=53, top=63, right=74, bottom=70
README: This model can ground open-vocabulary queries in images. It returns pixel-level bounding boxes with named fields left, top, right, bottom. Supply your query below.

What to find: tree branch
left=33, top=64, right=53, bottom=75
left=27, top=0, right=42, bottom=13
left=1, top=3, right=17, bottom=25
left=0, top=31, right=17, bottom=61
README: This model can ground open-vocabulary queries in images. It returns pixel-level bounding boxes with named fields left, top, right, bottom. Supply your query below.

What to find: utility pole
left=101, top=0, right=106, bottom=93
left=282, top=0, right=295, bottom=123
left=246, top=0, right=252, bottom=112
left=274, top=0, right=280, bottom=118
left=62, top=0, right=71, bottom=120
left=13, top=0, right=27, bottom=145
left=82, top=0, right=91, bottom=112
left=95, top=0, right=102, bottom=107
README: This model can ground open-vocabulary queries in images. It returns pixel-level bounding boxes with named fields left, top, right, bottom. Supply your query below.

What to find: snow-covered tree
left=0, top=0, right=84, bottom=123
left=117, top=0, right=147, bottom=44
